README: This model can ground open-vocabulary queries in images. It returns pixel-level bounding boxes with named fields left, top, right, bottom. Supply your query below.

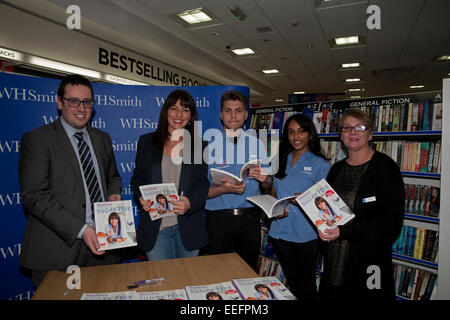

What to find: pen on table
left=63, top=278, right=79, bottom=296
left=127, top=277, right=164, bottom=289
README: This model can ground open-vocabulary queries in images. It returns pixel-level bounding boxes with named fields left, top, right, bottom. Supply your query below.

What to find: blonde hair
left=338, top=108, right=373, bottom=133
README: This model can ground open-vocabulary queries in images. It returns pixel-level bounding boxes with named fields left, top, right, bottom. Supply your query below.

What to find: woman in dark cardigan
left=318, top=108, right=404, bottom=300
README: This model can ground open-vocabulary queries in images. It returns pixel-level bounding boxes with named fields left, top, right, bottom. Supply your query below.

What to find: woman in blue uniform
left=266, top=113, right=330, bottom=300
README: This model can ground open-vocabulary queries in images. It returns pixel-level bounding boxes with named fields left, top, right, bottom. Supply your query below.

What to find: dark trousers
left=31, top=241, right=120, bottom=290
left=206, top=210, right=261, bottom=271
left=270, top=237, right=319, bottom=300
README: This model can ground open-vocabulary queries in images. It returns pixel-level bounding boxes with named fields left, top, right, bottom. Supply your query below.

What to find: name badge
left=362, top=196, right=376, bottom=203
left=303, top=167, right=312, bottom=171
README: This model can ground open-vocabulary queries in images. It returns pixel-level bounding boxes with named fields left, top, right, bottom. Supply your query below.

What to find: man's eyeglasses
left=340, top=124, right=368, bottom=133
left=61, top=97, right=94, bottom=109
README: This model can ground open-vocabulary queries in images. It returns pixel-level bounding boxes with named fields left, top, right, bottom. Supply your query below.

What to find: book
left=232, top=276, right=296, bottom=300
left=185, top=281, right=242, bottom=300
left=93, top=200, right=137, bottom=251
left=431, top=103, right=442, bottom=130
left=247, top=194, right=296, bottom=218
left=295, top=178, right=355, bottom=232
left=137, top=289, right=188, bottom=300
left=81, top=291, right=137, bottom=300
left=139, top=183, right=179, bottom=221
left=210, top=159, right=261, bottom=185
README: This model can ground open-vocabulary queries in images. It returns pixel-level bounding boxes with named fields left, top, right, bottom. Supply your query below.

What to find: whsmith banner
left=0, top=72, right=249, bottom=300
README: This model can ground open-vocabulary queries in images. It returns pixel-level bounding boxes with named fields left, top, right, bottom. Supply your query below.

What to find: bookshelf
left=250, top=90, right=445, bottom=300
left=439, top=77, right=450, bottom=299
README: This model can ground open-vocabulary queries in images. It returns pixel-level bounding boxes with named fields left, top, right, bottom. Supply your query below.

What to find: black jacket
left=131, top=132, right=209, bottom=252
left=325, top=151, right=404, bottom=299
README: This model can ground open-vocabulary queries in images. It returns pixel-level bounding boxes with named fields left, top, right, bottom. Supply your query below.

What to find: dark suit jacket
left=324, top=151, right=404, bottom=299
left=18, top=118, right=122, bottom=271
left=131, top=132, right=209, bottom=252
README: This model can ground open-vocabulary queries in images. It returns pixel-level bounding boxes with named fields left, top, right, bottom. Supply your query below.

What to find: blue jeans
left=145, top=224, right=199, bottom=261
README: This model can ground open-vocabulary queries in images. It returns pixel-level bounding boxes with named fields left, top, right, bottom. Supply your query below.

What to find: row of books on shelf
left=249, top=111, right=299, bottom=131
left=391, top=141, right=441, bottom=174
left=393, top=263, right=437, bottom=300
left=260, top=227, right=276, bottom=258
left=372, top=140, right=440, bottom=174
left=80, top=276, right=296, bottom=300
left=257, top=256, right=286, bottom=283
left=392, top=226, right=439, bottom=263
left=259, top=227, right=324, bottom=276
left=319, top=140, right=441, bottom=173
left=360, top=102, right=442, bottom=133
left=405, top=184, right=440, bottom=218
left=249, top=101, right=442, bottom=134
left=320, top=140, right=347, bottom=165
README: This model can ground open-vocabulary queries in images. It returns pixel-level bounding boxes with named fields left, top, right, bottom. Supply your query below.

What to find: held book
left=93, top=200, right=137, bottom=251
left=295, top=178, right=355, bottom=232
left=247, top=194, right=296, bottom=218
left=185, top=281, right=242, bottom=300
left=210, top=159, right=261, bottom=185
left=232, top=276, right=296, bottom=300
left=139, top=183, right=179, bottom=221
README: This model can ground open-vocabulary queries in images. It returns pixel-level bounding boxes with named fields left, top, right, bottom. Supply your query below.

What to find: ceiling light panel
left=232, top=48, right=255, bottom=55
left=342, top=62, right=360, bottom=68
left=262, top=69, right=280, bottom=74
left=178, top=9, right=212, bottom=24
left=335, top=36, right=359, bottom=46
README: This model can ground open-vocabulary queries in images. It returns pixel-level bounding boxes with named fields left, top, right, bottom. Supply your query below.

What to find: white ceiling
left=3, top=0, right=450, bottom=106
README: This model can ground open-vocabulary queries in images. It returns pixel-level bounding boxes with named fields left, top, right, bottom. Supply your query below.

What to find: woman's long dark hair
left=108, top=212, right=121, bottom=236
left=153, top=89, right=198, bottom=150
left=314, top=196, right=336, bottom=217
left=275, top=113, right=326, bottom=179
left=156, top=194, right=169, bottom=209
left=254, top=284, right=276, bottom=299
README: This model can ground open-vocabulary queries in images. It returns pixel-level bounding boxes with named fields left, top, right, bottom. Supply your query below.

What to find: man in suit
left=19, top=74, right=122, bottom=289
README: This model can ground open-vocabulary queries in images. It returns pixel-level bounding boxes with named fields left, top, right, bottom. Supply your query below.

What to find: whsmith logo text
left=0, top=87, right=142, bottom=107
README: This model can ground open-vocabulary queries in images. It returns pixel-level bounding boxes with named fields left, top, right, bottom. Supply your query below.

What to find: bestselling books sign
left=0, top=72, right=249, bottom=300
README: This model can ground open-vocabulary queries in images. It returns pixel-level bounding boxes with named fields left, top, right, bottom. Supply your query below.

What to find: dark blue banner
left=0, top=72, right=249, bottom=300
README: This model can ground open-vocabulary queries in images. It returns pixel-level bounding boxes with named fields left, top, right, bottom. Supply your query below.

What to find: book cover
left=413, top=228, right=425, bottom=260
left=312, top=111, right=322, bottom=134
left=406, top=103, right=413, bottom=131
left=137, top=289, right=188, bottom=300
left=392, top=105, right=400, bottom=131
left=139, top=183, right=178, bottom=221
left=81, top=291, right=137, bottom=300
left=271, top=111, right=284, bottom=130
left=295, top=179, right=355, bottom=232
left=419, top=142, right=430, bottom=172
left=422, top=101, right=429, bottom=130
left=431, top=103, right=442, bottom=130
left=93, top=200, right=137, bottom=251
left=185, top=281, right=242, bottom=300
left=232, top=276, right=296, bottom=300
left=210, top=159, right=261, bottom=185
left=418, top=102, right=424, bottom=131
left=411, top=103, right=419, bottom=131
left=378, top=105, right=384, bottom=132
left=247, top=194, right=296, bottom=219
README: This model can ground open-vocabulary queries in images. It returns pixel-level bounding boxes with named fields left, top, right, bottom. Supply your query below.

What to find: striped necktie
left=73, top=132, right=102, bottom=220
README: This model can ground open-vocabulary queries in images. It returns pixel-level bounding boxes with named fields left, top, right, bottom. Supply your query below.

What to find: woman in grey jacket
left=319, top=108, right=404, bottom=300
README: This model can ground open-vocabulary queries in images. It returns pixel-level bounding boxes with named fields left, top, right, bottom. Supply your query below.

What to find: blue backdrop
left=0, top=72, right=249, bottom=300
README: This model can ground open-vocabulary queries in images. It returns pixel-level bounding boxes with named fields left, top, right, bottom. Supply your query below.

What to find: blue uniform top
left=269, top=150, right=331, bottom=243
left=205, top=130, right=268, bottom=210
